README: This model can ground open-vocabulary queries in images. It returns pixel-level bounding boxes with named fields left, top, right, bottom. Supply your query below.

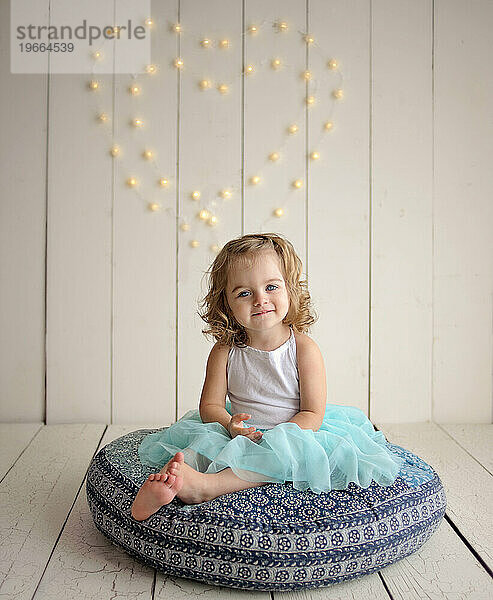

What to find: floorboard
left=1, top=422, right=491, bottom=600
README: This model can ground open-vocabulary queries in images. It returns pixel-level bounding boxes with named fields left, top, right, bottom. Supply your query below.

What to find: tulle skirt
left=137, top=401, right=405, bottom=494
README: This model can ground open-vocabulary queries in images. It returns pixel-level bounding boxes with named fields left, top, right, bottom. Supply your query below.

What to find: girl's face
left=225, top=250, right=290, bottom=335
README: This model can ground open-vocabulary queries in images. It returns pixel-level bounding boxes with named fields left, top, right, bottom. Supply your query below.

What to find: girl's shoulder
left=211, top=340, right=232, bottom=357
left=293, top=329, right=321, bottom=357
left=292, top=328, right=313, bottom=348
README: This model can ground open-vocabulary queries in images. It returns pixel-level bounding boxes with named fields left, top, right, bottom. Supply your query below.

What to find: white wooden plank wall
left=177, top=0, right=243, bottom=416
left=46, top=0, right=115, bottom=423
left=0, top=0, right=48, bottom=422
left=432, top=0, right=493, bottom=423
left=370, top=1, right=433, bottom=422
left=0, top=0, right=492, bottom=425
left=309, top=1, right=371, bottom=416
left=112, top=1, right=178, bottom=425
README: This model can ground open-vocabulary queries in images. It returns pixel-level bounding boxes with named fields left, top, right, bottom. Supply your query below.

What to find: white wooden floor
left=1, top=422, right=492, bottom=600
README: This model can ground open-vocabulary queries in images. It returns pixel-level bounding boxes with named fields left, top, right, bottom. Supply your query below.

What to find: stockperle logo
left=11, top=0, right=151, bottom=74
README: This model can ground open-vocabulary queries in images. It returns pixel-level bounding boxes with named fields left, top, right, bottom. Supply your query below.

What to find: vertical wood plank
left=0, top=424, right=43, bottom=480
left=0, top=424, right=104, bottom=600
left=177, top=0, right=243, bottom=417
left=0, top=0, right=47, bottom=422
left=112, top=0, right=178, bottom=424
left=243, top=0, right=307, bottom=267
left=438, top=423, right=493, bottom=473
left=376, top=422, right=493, bottom=571
left=46, top=1, right=114, bottom=423
left=371, top=0, right=433, bottom=422
left=279, top=573, right=390, bottom=598
left=380, top=517, right=493, bottom=599
left=155, top=575, right=270, bottom=598
left=309, top=1, right=371, bottom=414
left=433, top=0, right=493, bottom=422
left=33, top=426, right=154, bottom=600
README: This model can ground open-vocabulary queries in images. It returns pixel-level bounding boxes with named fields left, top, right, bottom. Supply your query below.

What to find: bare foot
left=131, top=452, right=185, bottom=521
left=175, top=461, right=211, bottom=505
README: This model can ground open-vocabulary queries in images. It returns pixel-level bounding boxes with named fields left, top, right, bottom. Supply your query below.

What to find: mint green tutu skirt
left=137, top=401, right=405, bottom=494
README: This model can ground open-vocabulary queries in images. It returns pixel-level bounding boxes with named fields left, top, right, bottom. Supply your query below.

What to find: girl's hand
left=227, top=413, right=263, bottom=442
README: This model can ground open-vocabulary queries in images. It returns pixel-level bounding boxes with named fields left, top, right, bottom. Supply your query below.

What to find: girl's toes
left=168, top=467, right=179, bottom=476
left=165, top=473, right=176, bottom=487
left=148, top=474, right=156, bottom=481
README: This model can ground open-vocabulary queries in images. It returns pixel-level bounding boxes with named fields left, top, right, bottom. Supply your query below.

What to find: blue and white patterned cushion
left=86, top=428, right=446, bottom=591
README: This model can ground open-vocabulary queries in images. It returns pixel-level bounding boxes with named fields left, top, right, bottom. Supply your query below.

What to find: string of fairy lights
left=87, top=18, right=344, bottom=254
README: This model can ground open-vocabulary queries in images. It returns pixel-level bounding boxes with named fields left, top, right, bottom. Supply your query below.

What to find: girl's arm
left=198, top=342, right=232, bottom=430
left=288, top=335, right=327, bottom=431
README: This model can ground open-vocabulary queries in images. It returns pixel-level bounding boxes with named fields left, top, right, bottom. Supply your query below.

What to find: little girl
left=131, top=233, right=404, bottom=521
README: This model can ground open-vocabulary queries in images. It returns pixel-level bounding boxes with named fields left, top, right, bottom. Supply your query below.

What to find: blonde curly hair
left=198, top=233, right=318, bottom=347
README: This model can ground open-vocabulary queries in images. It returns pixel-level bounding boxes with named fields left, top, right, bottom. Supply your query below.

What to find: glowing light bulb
left=302, top=70, right=312, bottom=81
left=207, top=215, right=218, bottom=226
left=304, top=34, right=314, bottom=44
left=191, top=190, right=201, bottom=201
left=273, top=208, right=284, bottom=217
left=269, top=152, right=280, bottom=162
left=220, top=189, right=232, bottom=199
left=198, top=79, right=212, bottom=90
left=88, top=80, right=99, bottom=91
left=110, top=145, right=120, bottom=157
left=217, top=83, right=229, bottom=94
left=127, top=177, right=138, bottom=187
left=276, top=21, right=288, bottom=32
left=310, top=151, right=320, bottom=160
left=332, top=89, right=344, bottom=99
left=271, top=58, right=282, bottom=69
left=113, top=26, right=121, bottom=35
left=327, top=59, right=338, bottom=70
left=306, top=95, right=315, bottom=106
left=201, top=38, right=211, bottom=48
left=199, top=209, right=211, bottom=220
left=145, top=64, right=157, bottom=74
left=159, top=178, right=169, bottom=187
left=250, top=175, right=261, bottom=185
left=245, top=64, right=255, bottom=75
left=129, top=84, right=141, bottom=95
left=145, top=18, right=154, bottom=27
left=292, top=179, right=303, bottom=189
left=148, top=202, right=161, bottom=212
left=219, top=39, right=229, bottom=48
left=287, top=124, right=298, bottom=135
left=173, top=57, right=184, bottom=69
left=92, top=51, right=103, bottom=60
left=211, top=244, right=221, bottom=253
left=132, top=118, right=144, bottom=128
left=143, top=149, right=154, bottom=160
left=97, top=113, right=108, bottom=123
left=171, top=23, right=182, bottom=33
left=180, top=222, right=190, bottom=231
left=248, top=24, right=258, bottom=35
left=324, top=121, right=334, bottom=131
left=190, top=240, right=199, bottom=248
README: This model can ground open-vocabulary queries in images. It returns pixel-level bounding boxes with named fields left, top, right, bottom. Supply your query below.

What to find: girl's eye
left=237, top=284, right=278, bottom=298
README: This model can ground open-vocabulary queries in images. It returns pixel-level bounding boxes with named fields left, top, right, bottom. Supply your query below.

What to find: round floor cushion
left=86, top=428, right=446, bottom=592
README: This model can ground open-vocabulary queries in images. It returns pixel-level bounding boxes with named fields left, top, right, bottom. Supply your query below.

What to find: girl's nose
left=253, top=293, right=266, bottom=305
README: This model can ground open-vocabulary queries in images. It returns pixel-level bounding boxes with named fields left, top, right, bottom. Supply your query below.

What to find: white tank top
left=227, top=325, right=300, bottom=429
